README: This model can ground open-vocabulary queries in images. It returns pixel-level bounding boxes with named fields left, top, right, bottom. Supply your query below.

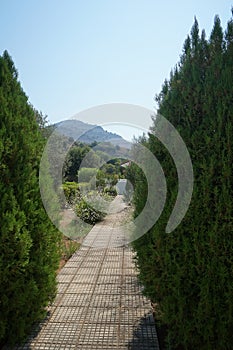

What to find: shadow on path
left=127, top=312, right=160, bottom=350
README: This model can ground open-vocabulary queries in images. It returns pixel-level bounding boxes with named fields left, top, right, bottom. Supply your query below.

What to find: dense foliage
left=63, top=142, right=95, bottom=182
left=75, top=198, right=104, bottom=225
left=131, top=13, right=233, bottom=349
left=0, top=51, right=61, bottom=344
left=62, top=181, right=80, bottom=205
left=63, top=141, right=124, bottom=184
left=104, top=186, right=117, bottom=197
left=62, top=181, right=105, bottom=225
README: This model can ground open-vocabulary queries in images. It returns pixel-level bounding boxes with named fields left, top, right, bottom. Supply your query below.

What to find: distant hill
left=54, top=120, right=131, bottom=149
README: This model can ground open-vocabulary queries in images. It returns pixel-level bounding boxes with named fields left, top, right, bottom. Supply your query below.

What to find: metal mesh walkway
left=14, top=196, right=160, bottom=349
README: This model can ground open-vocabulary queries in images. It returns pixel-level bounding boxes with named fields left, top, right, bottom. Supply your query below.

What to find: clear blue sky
left=1, top=1, right=232, bottom=139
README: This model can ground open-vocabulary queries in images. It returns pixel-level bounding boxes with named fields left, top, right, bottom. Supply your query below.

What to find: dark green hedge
left=131, top=14, right=233, bottom=349
left=0, top=51, right=61, bottom=345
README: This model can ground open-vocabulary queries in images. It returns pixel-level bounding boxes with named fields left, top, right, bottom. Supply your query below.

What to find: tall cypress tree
left=0, top=51, right=61, bottom=344
left=132, top=11, right=233, bottom=349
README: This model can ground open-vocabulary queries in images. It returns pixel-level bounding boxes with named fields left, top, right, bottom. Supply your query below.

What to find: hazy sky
left=1, top=1, right=232, bottom=140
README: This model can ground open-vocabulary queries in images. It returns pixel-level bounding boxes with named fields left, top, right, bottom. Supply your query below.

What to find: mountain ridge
left=54, top=119, right=131, bottom=149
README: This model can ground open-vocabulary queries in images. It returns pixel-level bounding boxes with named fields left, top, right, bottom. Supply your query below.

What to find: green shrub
left=62, top=181, right=80, bottom=205
left=78, top=167, right=97, bottom=183
left=75, top=199, right=104, bottom=224
left=104, top=186, right=117, bottom=196
left=78, top=181, right=92, bottom=192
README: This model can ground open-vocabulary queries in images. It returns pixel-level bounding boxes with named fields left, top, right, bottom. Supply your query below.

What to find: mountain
left=54, top=120, right=131, bottom=149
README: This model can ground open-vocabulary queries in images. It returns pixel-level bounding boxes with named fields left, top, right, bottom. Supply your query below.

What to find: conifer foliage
left=0, top=51, right=61, bottom=344
left=131, top=13, right=233, bottom=349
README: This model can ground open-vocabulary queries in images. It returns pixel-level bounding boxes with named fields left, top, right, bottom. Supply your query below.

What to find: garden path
left=14, top=196, right=159, bottom=349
